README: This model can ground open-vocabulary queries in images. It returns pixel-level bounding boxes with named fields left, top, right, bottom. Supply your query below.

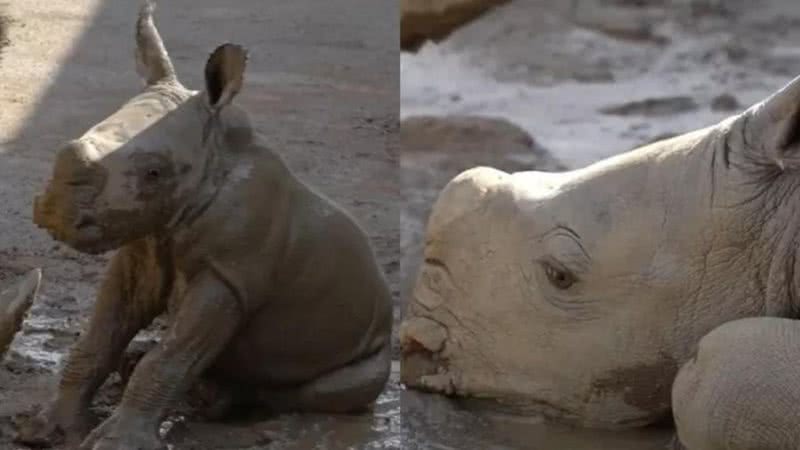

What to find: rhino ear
left=135, top=0, right=177, bottom=85
left=204, top=43, right=248, bottom=110
left=745, top=74, right=800, bottom=169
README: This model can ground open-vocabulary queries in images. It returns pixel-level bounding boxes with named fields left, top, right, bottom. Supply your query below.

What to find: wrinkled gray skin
left=15, top=2, right=392, bottom=450
left=672, top=317, right=800, bottom=450
left=400, top=70, right=800, bottom=445
left=0, top=269, right=41, bottom=357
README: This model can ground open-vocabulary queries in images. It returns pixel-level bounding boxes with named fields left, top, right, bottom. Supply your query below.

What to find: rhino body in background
left=16, top=2, right=392, bottom=449
left=0, top=269, right=41, bottom=358
left=401, top=71, right=800, bottom=447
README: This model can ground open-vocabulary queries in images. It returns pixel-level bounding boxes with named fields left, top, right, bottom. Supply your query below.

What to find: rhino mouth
left=41, top=222, right=112, bottom=255
left=399, top=316, right=451, bottom=390
left=67, top=225, right=111, bottom=254
left=33, top=195, right=118, bottom=254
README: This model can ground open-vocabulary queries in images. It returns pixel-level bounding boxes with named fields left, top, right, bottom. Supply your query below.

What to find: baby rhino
left=17, top=2, right=392, bottom=450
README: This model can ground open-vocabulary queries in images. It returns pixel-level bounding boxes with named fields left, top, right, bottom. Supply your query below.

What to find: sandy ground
left=400, top=0, right=800, bottom=448
left=0, top=1, right=399, bottom=449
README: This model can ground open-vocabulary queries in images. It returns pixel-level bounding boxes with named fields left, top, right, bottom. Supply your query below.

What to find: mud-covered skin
left=16, top=2, right=392, bottom=449
left=0, top=269, right=41, bottom=357
left=401, top=71, right=800, bottom=434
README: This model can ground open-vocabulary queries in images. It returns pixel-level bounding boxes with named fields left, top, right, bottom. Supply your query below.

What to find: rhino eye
left=146, top=168, right=160, bottom=180
left=543, top=262, right=576, bottom=290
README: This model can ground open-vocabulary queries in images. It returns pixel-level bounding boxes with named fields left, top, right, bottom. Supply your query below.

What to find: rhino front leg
left=79, top=271, right=241, bottom=450
left=672, top=317, right=800, bottom=450
left=16, top=251, right=163, bottom=448
left=0, top=268, right=41, bottom=357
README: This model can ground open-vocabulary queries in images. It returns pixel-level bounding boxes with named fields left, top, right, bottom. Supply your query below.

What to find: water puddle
left=401, top=389, right=673, bottom=450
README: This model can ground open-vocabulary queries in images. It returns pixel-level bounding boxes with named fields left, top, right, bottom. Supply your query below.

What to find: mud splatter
left=590, top=354, right=678, bottom=418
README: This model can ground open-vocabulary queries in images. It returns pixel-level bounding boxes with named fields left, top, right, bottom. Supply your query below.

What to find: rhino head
left=401, top=76, right=800, bottom=428
left=33, top=1, right=251, bottom=254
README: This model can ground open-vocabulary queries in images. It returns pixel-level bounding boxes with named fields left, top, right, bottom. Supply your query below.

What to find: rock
left=710, top=93, right=740, bottom=112
left=400, top=115, right=564, bottom=304
left=401, top=0, right=510, bottom=52
left=600, top=96, right=699, bottom=117
left=572, top=0, right=669, bottom=45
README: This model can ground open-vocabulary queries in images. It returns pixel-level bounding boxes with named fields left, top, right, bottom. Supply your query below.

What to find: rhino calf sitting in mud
left=16, top=3, right=392, bottom=449
left=401, top=73, right=800, bottom=447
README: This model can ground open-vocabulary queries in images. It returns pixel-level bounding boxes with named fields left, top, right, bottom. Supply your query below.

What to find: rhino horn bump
left=0, top=268, right=42, bottom=356
left=135, top=0, right=177, bottom=85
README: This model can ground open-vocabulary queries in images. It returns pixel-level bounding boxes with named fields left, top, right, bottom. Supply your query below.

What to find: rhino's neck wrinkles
left=165, top=129, right=297, bottom=263
left=716, top=116, right=800, bottom=317
left=745, top=164, right=800, bottom=318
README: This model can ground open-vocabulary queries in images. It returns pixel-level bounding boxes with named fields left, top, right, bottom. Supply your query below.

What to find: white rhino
left=400, top=73, right=800, bottom=447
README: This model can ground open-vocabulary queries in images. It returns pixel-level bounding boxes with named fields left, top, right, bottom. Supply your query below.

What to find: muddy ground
left=0, top=1, right=399, bottom=449
left=400, top=0, right=800, bottom=448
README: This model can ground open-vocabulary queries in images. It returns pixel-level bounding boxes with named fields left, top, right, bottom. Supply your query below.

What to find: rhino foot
left=186, top=377, right=237, bottom=420
left=78, top=412, right=166, bottom=450
left=15, top=407, right=91, bottom=449
left=15, top=414, right=66, bottom=448
left=0, top=268, right=42, bottom=357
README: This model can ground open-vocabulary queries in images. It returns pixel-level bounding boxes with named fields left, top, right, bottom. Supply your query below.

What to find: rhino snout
left=73, top=213, right=98, bottom=230
left=400, top=317, right=450, bottom=386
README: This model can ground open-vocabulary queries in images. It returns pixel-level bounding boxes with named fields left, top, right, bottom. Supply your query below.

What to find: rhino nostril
left=74, top=215, right=98, bottom=229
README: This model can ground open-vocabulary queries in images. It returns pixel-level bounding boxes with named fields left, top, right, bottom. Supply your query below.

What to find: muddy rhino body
left=17, top=2, right=392, bottom=449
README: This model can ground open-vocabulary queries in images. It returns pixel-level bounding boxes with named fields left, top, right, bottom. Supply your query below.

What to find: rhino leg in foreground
left=0, top=269, right=41, bottom=358
left=401, top=63, right=800, bottom=435
left=15, top=2, right=392, bottom=449
left=672, top=317, right=800, bottom=450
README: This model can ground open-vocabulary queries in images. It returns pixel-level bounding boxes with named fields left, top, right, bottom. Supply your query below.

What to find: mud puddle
left=2, top=303, right=403, bottom=450
left=401, top=390, right=673, bottom=450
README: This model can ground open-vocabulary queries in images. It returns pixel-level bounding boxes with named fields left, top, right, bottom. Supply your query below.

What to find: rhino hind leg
left=194, top=343, right=391, bottom=418
left=0, top=269, right=42, bottom=357
left=271, top=343, right=391, bottom=413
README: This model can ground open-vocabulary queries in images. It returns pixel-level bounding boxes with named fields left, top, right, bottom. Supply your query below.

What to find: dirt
left=402, top=0, right=800, bottom=167
left=0, top=1, right=398, bottom=449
